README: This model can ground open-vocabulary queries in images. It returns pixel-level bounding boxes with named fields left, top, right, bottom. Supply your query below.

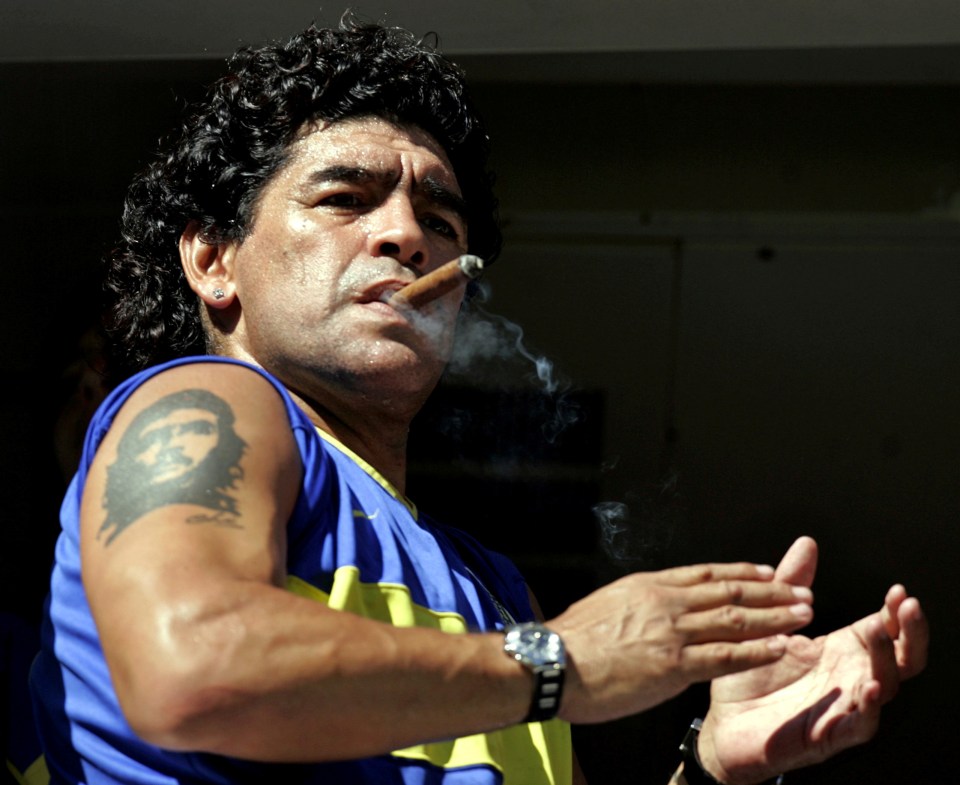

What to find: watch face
left=506, top=624, right=566, bottom=667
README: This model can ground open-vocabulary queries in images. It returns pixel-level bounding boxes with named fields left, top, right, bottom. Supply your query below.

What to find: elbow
left=117, top=669, right=240, bottom=751
left=108, top=607, right=254, bottom=752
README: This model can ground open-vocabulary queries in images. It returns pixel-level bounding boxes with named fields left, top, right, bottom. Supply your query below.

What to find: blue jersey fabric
left=30, top=357, right=571, bottom=785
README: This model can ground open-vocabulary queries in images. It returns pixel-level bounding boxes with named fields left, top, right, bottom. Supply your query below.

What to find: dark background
left=2, top=5, right=958, bottom=783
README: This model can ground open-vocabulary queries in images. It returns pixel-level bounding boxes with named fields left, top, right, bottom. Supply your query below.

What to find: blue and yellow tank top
left=30, top=356, right=572, bottom=785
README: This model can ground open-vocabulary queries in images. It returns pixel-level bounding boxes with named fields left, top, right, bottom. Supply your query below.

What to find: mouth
left=348, top=278, right=460, bottom=363
left=356, top=280, right=411, bottom=306
left=354, top=255, right=485, bottom=312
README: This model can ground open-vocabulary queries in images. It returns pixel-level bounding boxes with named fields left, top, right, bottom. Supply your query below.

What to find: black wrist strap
left=523, top=665, right=564, bottom=722
left=679, top=719, right=784, bottom=785
left=679, top=719, right=720, bottom=785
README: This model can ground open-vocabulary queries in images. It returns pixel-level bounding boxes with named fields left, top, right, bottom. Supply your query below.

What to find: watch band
left=503, top=622, right=566, bottom=723
left=523, top=661, right=564, bottom=722
left=679, top=719, right=784, bottom=785
left=679, top=719, right=720, bottom=785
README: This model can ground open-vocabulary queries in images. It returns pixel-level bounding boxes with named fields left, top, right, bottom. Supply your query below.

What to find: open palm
left=697, top=538, right=928, bottom=785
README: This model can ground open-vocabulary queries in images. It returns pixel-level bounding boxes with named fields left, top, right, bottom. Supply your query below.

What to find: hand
left=551, top=561, right=815, bottom=724
left=697, top=537, right=929, bottom=785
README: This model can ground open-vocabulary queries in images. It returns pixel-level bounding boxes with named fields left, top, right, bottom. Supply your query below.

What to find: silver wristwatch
left=503, top=622, right=566, bottom=722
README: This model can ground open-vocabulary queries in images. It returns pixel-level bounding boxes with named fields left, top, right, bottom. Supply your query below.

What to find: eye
left=180, top=419, right=216, bottom=436
left=316, top=192, right=367, bottom=208
left=421, top=214, right=462, bottom=242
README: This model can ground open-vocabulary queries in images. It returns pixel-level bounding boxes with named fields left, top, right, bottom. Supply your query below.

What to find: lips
left=357, top=280, right=413, bottom=305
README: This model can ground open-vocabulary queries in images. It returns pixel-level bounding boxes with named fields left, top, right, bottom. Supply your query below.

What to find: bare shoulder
left=103, top=361, right=293, bottom=461
left=113, top=361, right=288, bottom=422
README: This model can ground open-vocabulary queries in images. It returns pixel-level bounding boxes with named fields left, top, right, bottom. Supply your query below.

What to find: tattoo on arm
left=186, top=511, right=244, bottom=529
left=99, top=389, right=248, bottom=545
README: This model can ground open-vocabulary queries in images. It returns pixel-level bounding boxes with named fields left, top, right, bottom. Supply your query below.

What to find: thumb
left=774, top=536, right=818, bottom=588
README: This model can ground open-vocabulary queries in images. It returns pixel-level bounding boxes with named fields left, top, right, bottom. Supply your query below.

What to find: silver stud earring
left=213, top=288, right=225, bottom=300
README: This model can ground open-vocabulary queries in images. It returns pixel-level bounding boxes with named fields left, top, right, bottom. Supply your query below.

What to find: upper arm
left=79, top=363, right=301, bottom=711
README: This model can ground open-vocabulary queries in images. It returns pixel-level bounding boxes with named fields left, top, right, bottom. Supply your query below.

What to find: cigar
left=388, top=254, right=485, bottom=309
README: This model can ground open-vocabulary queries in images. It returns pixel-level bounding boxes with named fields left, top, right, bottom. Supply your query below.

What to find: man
left=29, top=16, right=927, bottom=785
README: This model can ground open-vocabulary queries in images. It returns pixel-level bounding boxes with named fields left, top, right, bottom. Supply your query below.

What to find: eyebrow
left=306, top=165, right=382, bottom=187
left=305, top=166, right=469, bottom=223
left=419, top=176, right=469, bottom=224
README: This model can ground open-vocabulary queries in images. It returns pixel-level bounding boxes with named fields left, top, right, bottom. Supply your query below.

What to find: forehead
left=140, top=407, right=218, bottom=432
left=282, top=116, right=460, bottom=191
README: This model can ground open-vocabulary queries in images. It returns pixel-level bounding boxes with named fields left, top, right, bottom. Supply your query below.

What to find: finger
left=880, top=584, right=906, bottom=639
left=856, top=678, right=884, bottom=713
left=895, top=596, right=929, bottom=680
left=678, top=602, right=813, bottom=643
left=863, top=615, right=900, bottom=704
left=773, top=536, right=818, bottom=588
left=819, top=678, right=883, bottom=749
left=681, top=578, right=813, bottom=612
left=656, top=562, right=776, bottom=588
left=679, top=636, right=788, bottom=682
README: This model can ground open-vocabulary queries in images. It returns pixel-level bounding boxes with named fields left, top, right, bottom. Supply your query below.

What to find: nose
left=366, top=193, right=428, bottom=269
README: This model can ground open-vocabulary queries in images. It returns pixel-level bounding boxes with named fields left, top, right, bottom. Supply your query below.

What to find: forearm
left=109, top=581, right=531, bottom=761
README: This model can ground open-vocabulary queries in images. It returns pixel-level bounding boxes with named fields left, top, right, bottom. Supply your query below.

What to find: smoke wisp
left=444, top=283, right=581, bottom=443
left=592, top=473, right=683, bottom=566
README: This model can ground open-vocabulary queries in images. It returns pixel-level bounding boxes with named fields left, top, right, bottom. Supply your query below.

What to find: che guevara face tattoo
left=99, top=388, right=247, bottom=545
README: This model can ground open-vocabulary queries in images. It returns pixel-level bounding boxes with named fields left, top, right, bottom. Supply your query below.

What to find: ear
left=180, top=221, right=238, bottom=310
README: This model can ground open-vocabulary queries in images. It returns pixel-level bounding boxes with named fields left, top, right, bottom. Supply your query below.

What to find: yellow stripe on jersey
left=390, top=719, right=571, bottom=785
left=286, top=569, right=572, bottom=785
left=314, top=428, right=418, bottom=517
left=288, top=567, right=467, bottom=632
left=6, top=755, right=50, bottom=785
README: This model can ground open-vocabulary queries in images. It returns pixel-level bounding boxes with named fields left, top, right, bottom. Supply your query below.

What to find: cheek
left=136, top=444, right=160, bottom=467
left=186, top=434, right=217, bottom=463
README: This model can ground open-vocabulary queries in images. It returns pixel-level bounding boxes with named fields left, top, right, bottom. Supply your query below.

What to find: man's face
left=226, top=116, right=470, bottom=408
left=134, top=408, right=220, bottom=484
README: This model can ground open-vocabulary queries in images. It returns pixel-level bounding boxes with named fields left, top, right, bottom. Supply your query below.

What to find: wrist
left=679, top=719, right=725, bottom=785
left=679, top=719, right=784, bottom=785
left=691, top=719, right=728, bottom=783
left=502, top=623, right=566, bottom=723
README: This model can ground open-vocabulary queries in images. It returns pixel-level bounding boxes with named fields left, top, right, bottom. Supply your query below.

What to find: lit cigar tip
left=458, top=254, right=485, bottom=280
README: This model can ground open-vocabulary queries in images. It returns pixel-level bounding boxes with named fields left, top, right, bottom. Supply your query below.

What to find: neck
left=214, top=343, right=439, bottom=493
left=286, top=386, right=416, bottom=494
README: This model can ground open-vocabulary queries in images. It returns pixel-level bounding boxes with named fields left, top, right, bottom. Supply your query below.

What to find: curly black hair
left=103, top=14, right=501, bottom=384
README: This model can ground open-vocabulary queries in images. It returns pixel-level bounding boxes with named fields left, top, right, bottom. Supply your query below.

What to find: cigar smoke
left=591, top=475, right=682, bottom=566
left=445, top=284, right=581, bottom=443
left=431, top=279, right=684, bottom=569
left=424, top=275, right=682, bottom=568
